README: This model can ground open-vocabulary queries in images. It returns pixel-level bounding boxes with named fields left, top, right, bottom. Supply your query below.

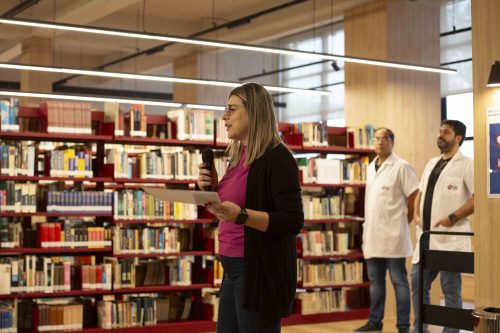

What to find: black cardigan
left=243, top=143, right=304, bottom=319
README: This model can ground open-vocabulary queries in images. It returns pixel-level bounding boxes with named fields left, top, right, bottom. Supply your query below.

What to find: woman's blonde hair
left=226, top=83, right=282, bottom=169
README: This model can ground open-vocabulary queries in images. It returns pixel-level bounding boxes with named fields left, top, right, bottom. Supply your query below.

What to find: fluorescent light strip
left=0, top=18, right=457, bottom=75
left=0, top=90, right=227, bottom=111
left=0, top=62, right=331, bottom=96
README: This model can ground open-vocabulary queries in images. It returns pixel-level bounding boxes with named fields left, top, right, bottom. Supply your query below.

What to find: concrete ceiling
left=0, top=0, right=373, bottom=91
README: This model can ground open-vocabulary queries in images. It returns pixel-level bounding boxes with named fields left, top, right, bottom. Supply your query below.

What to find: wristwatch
left=448, top=213, right=459, bottom=225
left=235, top=208, right=249, bottom=225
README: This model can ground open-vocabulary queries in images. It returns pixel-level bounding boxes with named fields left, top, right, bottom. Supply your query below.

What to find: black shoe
left=398, top=328, right=409, bottom=333
left=353, top=322, right=383, bottom=332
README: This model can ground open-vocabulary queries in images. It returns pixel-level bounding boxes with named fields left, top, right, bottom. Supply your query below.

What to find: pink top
left=217, top=148, right=249, bottom=257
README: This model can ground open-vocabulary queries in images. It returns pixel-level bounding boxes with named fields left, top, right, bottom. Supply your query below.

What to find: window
left=443, top=92, right=474, bottom=159
left=278, top=23, right=345, bottom=123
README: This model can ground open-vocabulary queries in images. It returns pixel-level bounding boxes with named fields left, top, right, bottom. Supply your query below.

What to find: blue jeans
left=366, top=258, right=411, bottom=330
left=217, top=256, right=281, bottom=333
left=410, top=264, right=462, bottom=333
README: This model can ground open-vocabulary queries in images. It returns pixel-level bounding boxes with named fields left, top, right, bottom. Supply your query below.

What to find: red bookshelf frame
left=304, top=218, right=364, bottom=224
left=113, top=283, right=212, bottom=294
left=300, top=252, right=364, bottom=260
left=0, top=247, right=112, bottom=255
left=1, top=104, right=374, bottom=330
left=112, top=219, right=213, bottom=225
left=0, top=175, right=112, bottom=182
left=79, top=320, right=216, bottom=333
left=301, top=183, right=366, bottom=188
left=0, top=289, right=113, bottom=299
left=0, top=212, right=112, bottom=217
left=299, top=282, right=370, bottom=290
left=0, top=131, right=112, bottom=142
left=113, top=250, right=213, bottom=258
left=113, top=178, right=197, bottom=184
left=295, top=146, right=374, bottom=154
left=112, top=136, right=214, bottom=147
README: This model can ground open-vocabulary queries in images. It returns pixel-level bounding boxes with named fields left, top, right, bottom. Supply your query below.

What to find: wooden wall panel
left=344, top=0, right=441, bottom=321
left=20, top=36, right=53, bottom=106
left=172, top=53, right=200, bottom=103
left=471, top=0, right=500, bottom=307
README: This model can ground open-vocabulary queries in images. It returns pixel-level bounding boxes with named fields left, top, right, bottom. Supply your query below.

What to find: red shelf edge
left=79, top=320, right=216, bottom=333
left=0, top=131, right=112, bottom=142
left=299, top=282, right=370, bottom=290
left=113, top=178, right=197, bottom=184
left=113, top=283, right=212, bottom=294
left=0, top=212, right=112, bottom=217
left=301, top=252, right=364, bottom=260
left=113, top=251, right=213, bottom=258
left=112, top=219, right=213, bottom=225
left=0, top=289, right=113, bottom=299
left=0, top=176, right=112, bottom=182
left=0, top=247, right=112, bottom=255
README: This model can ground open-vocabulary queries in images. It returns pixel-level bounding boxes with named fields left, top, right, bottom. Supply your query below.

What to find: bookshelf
left=0, top=101, right=373, bottom=332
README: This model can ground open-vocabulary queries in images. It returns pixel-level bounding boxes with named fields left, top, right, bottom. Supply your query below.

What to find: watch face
left=236, top=208, right=248, bottom=225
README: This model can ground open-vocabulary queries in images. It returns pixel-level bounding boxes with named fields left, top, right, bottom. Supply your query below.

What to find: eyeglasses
left=223, top=104, right=244, bottom=118
left=374, top=136, right=391, bottom=143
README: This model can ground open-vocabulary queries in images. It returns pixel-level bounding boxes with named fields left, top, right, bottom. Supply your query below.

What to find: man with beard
left=410, top=120, right=474, bottom=333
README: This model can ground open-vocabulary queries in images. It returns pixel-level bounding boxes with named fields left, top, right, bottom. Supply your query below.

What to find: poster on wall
left=487, top=107, right=500, bottom=198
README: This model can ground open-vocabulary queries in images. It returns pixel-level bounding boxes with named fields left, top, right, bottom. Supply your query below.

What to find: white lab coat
left=412, top=150, right=474, bottom=264
left=363, top=153, right=419, bottom=259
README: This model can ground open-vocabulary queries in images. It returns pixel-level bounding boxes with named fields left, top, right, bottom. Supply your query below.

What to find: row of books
left=47, top=191, right=112, bottom=213
left=0, top=255, right=108, bottom=294
left=0, top=98, right=19, bottom=132
left=297, top=230, right=351, bottom=256
left=98, top=293, right=193, bottom=328
left=302, top=191, right=345, bottom=219
left=37, top=222, right=111, bottom=249
left=298, top=157, right=369, bottom=184
left=0, top=182, right=37, bottom=213
left=40, top=101, right=92, bottom=135
left=47, top=148, right=93, bottom=178
left=2, top=293, right=198, bottom=332
left=295, top=289, right=346, bottom=315
left=112, top=226, right=192, bottom=255
left=0, top=301, right=15, bottom=333
left=215, top=118, right=229, bottom=143
left=37, top=302, right=83, bottom=332
left=0, top=142, right=36, bottom=176
left=106, top=148, right=200, bottom=180
left=105, top=257, right=193, bottom=289
left=167, top=109, right=214, bottom=141
left=298, top=260, right=363, bottom=287
left=0, top=256, right=195, bottom=294
left=113, top=190, right=198, bottom=220
left=103, top=103, right=147, bottom=137
left=299, top=121, right=329, bottom=147
left=347, top=125, right=375, bottom=149
left=0, top=219, right=21, bottom=249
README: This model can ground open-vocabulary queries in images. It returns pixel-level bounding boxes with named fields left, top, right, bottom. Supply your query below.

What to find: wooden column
left=471, top=0, right=500, bottom=307
left=172, top=53, right=200, bottom=104
left=344, top=0, right=442, bottom=320
left=20, top=36, right=53, bottom=106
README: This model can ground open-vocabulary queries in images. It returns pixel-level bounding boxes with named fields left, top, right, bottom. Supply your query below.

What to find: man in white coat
left=354, top=128, right=418, bottom=333
left=411, top=120, right=474, bottom=333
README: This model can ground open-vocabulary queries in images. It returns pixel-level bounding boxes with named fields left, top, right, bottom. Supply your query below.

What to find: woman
left=198, top=83, right=304, bottom=332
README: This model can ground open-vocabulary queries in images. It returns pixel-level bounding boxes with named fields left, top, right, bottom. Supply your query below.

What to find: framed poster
left=487, top=107, right=500, bottom=198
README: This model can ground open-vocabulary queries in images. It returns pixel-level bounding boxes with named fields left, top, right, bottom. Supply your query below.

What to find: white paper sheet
left=142, top=187, right=221, bottom=206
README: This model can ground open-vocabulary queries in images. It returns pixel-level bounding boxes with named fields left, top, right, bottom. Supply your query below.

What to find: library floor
left=209, top=318, right=448, bottom=333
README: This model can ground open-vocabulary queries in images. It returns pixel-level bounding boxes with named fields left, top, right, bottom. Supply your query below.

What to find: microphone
left=201, top=148, right=214, bottom=191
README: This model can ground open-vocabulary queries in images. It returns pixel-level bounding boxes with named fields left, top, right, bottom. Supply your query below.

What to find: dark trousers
left=217, top=255, right=281, bottom=333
